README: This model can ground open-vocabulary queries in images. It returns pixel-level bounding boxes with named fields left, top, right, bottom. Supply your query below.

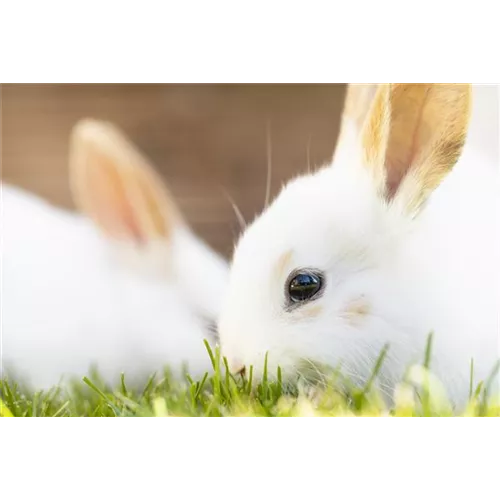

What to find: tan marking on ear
left=297, top=304, right=323, bottom=320
left=340, top=297, right=370, bottom=326
left=361, top=84, right=472, bottom=214
left=361, top=84, right=392, bottom=192
left=274, top=250, right=294, bottom=281
left=69, top=119, right=181, bottom=243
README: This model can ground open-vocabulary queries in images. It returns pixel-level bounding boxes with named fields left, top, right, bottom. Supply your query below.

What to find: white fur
left=1, top=184, right=229, bottom=391
left=466, top=84, right=499, bottom=168
left=218, top=84, right=500, bottom=408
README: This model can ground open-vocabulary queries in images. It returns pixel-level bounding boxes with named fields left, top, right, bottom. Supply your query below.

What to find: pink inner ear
left=86, top=149, right=146, bottom=244
left=384, top=87, right=430, bottom=199
left=118, top=204, right=146, bottom=245
left=385, top=126, right=421, bottom=199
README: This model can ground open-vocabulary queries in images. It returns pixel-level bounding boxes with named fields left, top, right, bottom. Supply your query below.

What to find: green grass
left=1, top=340, right=499, bottom=417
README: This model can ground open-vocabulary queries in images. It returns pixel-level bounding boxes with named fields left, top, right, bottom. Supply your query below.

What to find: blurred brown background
left=1, top=84, right=346, bottom=257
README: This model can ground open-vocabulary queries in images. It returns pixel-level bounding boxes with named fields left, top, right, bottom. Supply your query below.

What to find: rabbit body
left=387, top=139, right=499, bottom=403
left=1, top=184, right=219, bottom=391
left=1, top=120, right=228, bottom=392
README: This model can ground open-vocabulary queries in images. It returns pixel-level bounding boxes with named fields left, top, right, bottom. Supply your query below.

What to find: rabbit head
left=218, top=84, right=473, bottom=390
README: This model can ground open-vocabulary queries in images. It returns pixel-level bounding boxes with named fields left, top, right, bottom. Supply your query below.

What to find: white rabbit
left=218, top=83, right=499, bottom=409
left=1, top=119, right=229, bottom=392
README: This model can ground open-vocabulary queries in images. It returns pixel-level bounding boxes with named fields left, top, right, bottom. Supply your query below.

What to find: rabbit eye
left=286, top=270, right=323, bottom=305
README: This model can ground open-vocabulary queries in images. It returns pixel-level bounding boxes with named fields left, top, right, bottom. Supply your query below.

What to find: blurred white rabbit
left=218, top=83, right=499, bottom=409
left=1, top=119, right=229, bottom=391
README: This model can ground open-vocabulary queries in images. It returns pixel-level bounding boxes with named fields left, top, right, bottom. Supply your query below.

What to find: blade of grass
left=362, top=343, right=389, bottom=396
left=194, top=372, right=209, bottom=400
left=469, top=358, right=474, bottom=401
left=223, top=356, right=231, bottom=393
left=276, top=366, right=283, bottom=399
left=421, top=333, right=434, bottom=416
left=260, top=352, right=269, bottom=401
left=247, top=365, right=254, bottom=395
left=32, top=392, right=39, bottom=417
left=120, top=373, right=128, bottom=396
left=203, top=339, right=216, bottom=370
left=82, top=376, right=121, bottom=416
left=141, top=374, right=156, bottom=400
left=0, top=398, right=14, bottom=417
left=423, top=332, right=434, bottom=369
left=480, top=359, right=500, bottom=415
left=52, top=401, right=70, bottom=417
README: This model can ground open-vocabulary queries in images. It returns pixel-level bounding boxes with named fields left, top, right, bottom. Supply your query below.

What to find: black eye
left=287, top=270, right=323, bottom=305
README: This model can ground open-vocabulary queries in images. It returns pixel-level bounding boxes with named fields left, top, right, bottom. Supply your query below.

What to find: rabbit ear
left=339, top=84, right=377, bottom=137
left=332, top=84, right=377, bottom=165
left=69, top=119, right=181, bottom=244
left=360, top=83, right=472, bottom=215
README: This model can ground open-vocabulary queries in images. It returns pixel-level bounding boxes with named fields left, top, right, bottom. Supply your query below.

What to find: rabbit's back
left=467, top=84, right=499, bottom=168
left=2, top=184, right=111, bottom=299
left=398, top=140, right=499, bottom=398
left=1, top=185, right=212, bottom=390
left=2, top=185, right=121, bottom=387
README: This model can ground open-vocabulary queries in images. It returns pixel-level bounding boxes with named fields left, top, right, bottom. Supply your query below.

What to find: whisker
left=220, top=187, right=246, bottom=232
left=264, top=120, right=273, bottom=209
left=306, top=133, right=313, bottom=173
left=302, top=358, right=329, bottom=388
left=337, top=349, right=395, bottom=400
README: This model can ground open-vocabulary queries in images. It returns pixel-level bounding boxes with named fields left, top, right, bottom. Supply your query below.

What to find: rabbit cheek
left=339, top=297, right=371, bottom=327
left=295, top=304, right=323, bottom=320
